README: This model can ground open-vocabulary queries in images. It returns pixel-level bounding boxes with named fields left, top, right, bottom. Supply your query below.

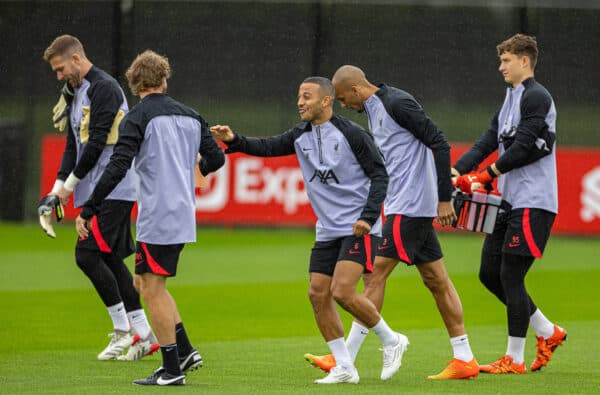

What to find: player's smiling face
left=297, top=82, right=325, bottom=123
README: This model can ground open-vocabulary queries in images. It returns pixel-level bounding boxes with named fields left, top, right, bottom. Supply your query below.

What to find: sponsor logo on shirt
left=309, top=169, right=339, bottom=185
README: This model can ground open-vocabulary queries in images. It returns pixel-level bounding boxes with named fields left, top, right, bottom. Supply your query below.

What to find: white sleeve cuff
left=50, top=179, right=65, bottom=194
left=63, top=173, right=80, bottom=191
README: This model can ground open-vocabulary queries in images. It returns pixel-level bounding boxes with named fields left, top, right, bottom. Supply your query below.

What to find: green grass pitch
left=0, top=223, right=599, bottom=394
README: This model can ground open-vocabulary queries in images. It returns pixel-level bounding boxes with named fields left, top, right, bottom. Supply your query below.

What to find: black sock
left=176, top=322, right=193, bottom=357
left=161, top=344, right=181, bottom=375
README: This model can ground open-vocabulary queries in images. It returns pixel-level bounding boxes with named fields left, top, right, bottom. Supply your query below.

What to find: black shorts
left=76, top=199, right=134, bottom=259
left=135, top=242, right=185, bottom=277
left=377, top=214, right=443, bottom=265
left=309, top=234, right=379, bottom=276
left=486, top=208, right=555, bottom=258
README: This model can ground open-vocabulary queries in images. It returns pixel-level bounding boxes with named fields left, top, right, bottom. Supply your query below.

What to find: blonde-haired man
left=77, top=50, right=225, bottom=385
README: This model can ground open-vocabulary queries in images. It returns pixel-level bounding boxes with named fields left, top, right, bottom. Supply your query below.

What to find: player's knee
left=331, top=283, right=353, bottom=304
left=308, top=284, right=329, bottom=305
left=75, top=248, right=100, bottom=274
left=420, top=270, right=446, bottom=293
left=478, top=268, right=494, bottom=290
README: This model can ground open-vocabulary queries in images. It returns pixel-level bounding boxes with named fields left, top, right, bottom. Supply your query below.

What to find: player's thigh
left=502, top=208, right=555, bottom=258
left=331, top=260, right=364, bottom=292
left=480, top=209, right=508, bottom=277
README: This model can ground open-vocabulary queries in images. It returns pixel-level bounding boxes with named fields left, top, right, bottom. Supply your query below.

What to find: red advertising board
left=40, top=135, right=600, bottom=235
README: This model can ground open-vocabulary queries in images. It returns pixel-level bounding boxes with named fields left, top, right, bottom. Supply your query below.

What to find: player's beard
left=69, top=69, right=83, bottom=88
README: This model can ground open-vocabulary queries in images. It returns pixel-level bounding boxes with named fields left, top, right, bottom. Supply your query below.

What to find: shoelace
left=381, top=346, right=397, bottom=367
left=495, top=357, right=519, bottom=373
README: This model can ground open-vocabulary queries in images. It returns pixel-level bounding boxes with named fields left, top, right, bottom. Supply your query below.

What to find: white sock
left=370, top=318, right=398, bottom=347
left=107, top=302, right=130, bottom=333
left=529, top=309, right=555, bottom=339
left=127, top=309, right=152, bottom=340
left=450, top=334, right=474, bottom=362
left=345, top=321, right=369, bottom=362
left=506, top=336, right=526, bottom=364
left=327, top=337, right=354, bottom=371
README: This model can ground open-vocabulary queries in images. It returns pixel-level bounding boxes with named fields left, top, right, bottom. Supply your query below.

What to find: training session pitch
left=0, top=223, right=598, bottom=394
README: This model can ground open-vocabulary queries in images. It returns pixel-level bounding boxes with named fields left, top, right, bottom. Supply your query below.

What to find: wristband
left=64, top=173, right=80, bottom=191
left=50, top=179, right=65, bottom=194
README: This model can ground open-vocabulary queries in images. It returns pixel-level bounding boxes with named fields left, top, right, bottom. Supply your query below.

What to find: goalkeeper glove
left=456, top=166, right=496, bottom=193
left=52, top=84, right=74, bottom=132
left=37, top=195, right=64, bottom=238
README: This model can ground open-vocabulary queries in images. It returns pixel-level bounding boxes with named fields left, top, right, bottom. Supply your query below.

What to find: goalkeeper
left=41, top=35, right=157, bottom=361
left=453, top=34, right=565, bottom=374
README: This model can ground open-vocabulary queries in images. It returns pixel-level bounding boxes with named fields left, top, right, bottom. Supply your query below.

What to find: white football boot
left=381, top=332, right=409, bottom=381
left=314, top=366, right=359, bottom=384
left=97, top=331, right=134, bottom=360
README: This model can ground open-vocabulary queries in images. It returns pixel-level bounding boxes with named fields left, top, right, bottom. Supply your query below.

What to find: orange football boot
left=530, top=325, right=567, bottom=372
left=304, top=353, right=336, bottom=373
left=427, top=358, right=479, bottom=380
left=479, top=355, right=526, bottom=374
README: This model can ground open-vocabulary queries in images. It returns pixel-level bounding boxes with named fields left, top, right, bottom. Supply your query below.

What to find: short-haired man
left=308, top=65, right=479, bottom=380
left=453, top=34, right=566, bottom=374
left=76, top=50, right=225, bottom=385
left=42, top=34, right=157, bottom=361
left=211, top=77, right=408, bottom=384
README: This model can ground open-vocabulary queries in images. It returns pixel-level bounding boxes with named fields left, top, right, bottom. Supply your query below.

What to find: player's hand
left=75, top=215, right=91, bottom=239
left=456, top=168, right=495, bottom=193
left=209, top=125, right=235, bottom=142
left=57, top=186, right=72, bottom=205
left=437, top=201, right=457, bottom=226
left=352, top=219, right=371, bottom=236
left=450, top=167, right=460, bottom=187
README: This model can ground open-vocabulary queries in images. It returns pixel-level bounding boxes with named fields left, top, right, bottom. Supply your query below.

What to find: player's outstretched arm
left=210, top=124, right=298, bottom=157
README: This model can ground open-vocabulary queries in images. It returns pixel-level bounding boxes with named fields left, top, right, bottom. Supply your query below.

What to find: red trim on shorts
left=522, top=208, right=542, bottom=258
left=393, top=215, right=411, bottom=263
left=364, top=234, right=373, bottom=272
left=91, top=216, right=112, bottom=253
left=140, top=242, right=171, bottom=276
